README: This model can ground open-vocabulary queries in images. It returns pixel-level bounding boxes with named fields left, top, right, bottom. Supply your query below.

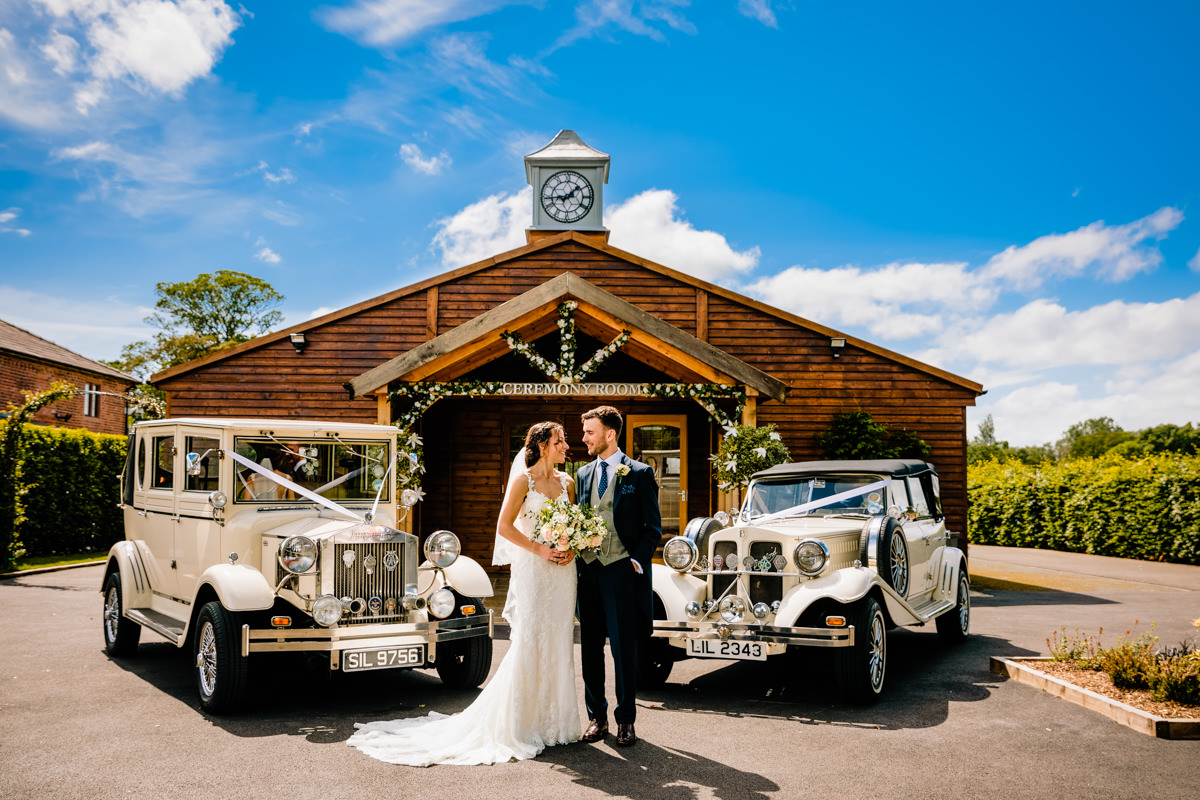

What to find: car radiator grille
left=332, top=540, right=415, bottom=626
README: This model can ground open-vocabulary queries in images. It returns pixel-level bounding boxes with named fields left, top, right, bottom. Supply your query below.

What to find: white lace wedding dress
left=347, top=472, right=580, bottom=766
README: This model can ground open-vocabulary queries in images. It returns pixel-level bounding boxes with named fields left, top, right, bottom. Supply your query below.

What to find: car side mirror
left=185, top=452, right=203, bottom=477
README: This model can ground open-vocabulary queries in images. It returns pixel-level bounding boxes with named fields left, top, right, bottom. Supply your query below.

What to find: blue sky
left=2, top=0, right=1199, bottom=446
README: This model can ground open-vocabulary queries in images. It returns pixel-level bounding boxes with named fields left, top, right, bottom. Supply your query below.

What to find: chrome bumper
left=653, top=619, right=855, bottom=648
left=241, top=610, right=493, bottom=656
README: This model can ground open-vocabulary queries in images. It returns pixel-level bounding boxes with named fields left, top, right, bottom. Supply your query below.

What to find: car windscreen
left=232, top=438, right=390, bottom=503
left=743, top=474, right=888, bottom=520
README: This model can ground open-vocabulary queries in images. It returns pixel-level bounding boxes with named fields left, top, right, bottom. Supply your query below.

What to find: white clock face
left=541, top=170, right=594, bottom=223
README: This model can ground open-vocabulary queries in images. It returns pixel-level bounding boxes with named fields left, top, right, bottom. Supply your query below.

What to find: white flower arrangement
left=532, top=496, right=608, bottom=555
left=711, top=423, right=791, bottom=490
left=501, top=301, right=631, bottom=384
left=615, top=464, right=631, bottom=477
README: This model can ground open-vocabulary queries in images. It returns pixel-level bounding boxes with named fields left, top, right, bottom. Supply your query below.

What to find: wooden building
left=153, top=132, right=983, bottom=563
left=1, top=317, right=135, bottom=436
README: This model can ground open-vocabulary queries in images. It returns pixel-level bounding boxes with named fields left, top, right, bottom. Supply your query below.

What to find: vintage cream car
left=102, top=418, right=494, bottom=713
left=647, top=459, right=970, bottom=703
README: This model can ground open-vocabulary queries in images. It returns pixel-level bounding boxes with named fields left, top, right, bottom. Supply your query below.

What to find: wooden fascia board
left=564, top=275, right=786, bottom=400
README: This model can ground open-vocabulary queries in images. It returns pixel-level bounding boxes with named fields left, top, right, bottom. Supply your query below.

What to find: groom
left=576, top=405, right=662, bottom=747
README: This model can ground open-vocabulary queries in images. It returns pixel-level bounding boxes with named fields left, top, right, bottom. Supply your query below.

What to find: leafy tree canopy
left=108, top=271, right=284, bottom=380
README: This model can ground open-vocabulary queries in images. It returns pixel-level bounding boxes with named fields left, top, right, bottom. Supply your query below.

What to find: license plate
left=343, top=644, right=426, bottom=672
left=686, top=638, right=766, bottom=661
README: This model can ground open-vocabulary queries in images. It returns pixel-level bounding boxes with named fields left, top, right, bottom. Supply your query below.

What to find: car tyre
left=639, top=637, right=675, bottom=688
left=861, top=517, right=909, bottom=596
left=935, top=567, right=970, bottom=643
left=102, top=572, right=141, bottom=657
left=194, top=601, right=250, bottom=714
left=435, top=633, right=493, bottom=689
left=834, top=596, right=887, bottom=704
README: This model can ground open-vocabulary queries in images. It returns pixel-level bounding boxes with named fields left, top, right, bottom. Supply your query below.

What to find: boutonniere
left=615, top=465, right=631, bottom=478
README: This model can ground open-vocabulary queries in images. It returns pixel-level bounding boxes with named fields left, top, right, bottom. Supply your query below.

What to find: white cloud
left=252, top=160, right=296, bottom=184
left=741, top=260, right=989, bottom=340
left=429, top=33, right=542, bottom=100
left=981, top=206, right=1183, bottom=289
left=261, top=203, right=301, bottom=226
left=554, top=0, right=697, bottom=50
left=925, top=293, right=1200, bottom=370
left=399, top=143, right=451, bottom=175
left=318, top=0, right=525, bottom=47
left=431, top=186, right=530, bottom=267
left=737, top=0, right=778, bottom=27
left=0, top=207, right=32, bottom=236
left=1189, top=246, right=1200, bottom=272
left=254, top=246, right=281, bottom=264
left=607, top=189, right=759, bottom=281
left=0, top=285, right=154, bottom=361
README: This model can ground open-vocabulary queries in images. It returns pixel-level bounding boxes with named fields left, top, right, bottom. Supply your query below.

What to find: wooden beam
left=741, top=395, right=757, bottom=427
left=696, top=289, right=708, bottom=342
left=376, top=392, right=391, bottom=425
left=426, top=286, right=439, bottom=340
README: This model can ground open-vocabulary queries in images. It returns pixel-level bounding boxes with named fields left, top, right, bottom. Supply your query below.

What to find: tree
left=110, top=271, right=284, bottom=379
left=818, top=411, right=930, bottom=460
left=1055, top=417, right=1133, bottom=460
left=968, top=414, right=1054, bottom=465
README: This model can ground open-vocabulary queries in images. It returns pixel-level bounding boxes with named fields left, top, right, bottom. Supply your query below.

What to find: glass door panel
left=625, top=415, right=686, bottom=539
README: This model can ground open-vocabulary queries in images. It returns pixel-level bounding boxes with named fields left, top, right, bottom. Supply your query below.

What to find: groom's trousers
left=577, top=556, right=640, bottom=725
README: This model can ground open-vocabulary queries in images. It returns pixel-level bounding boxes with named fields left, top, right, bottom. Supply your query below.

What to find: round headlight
left=208, top=490, right=227, bottom=509
left=685, top=600, right=702, bottom=619
left=428, top=588, right=456, bottom=619
left=752, top=602, right=771, bottom=620
left=719, top=595, right=746, bottom=623
left=793, top=539, right=829, bottom=576
left=712, top=510, right=731, bottom=527
left=423, top=530, right=460, bottom=568
left=662, top=536, right=698, bottom=571
left=401, top=488, right=421, bottom=507
left=312, top=595, right=343, bottom=627
left=279, top=536, right=317, bottom=574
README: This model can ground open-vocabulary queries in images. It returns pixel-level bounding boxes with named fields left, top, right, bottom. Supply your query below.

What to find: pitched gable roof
left=151, top=231, right=982, bottom=395
left=348, top=272, right=789, bottom=401
left=0, top=317, right=136, bottom=384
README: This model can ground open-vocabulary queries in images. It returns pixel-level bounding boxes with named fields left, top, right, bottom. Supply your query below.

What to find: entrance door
left=625, top=415, right=686, bottom=539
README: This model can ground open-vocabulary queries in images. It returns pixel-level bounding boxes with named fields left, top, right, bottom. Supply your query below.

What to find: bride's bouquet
left=533, top=496, right=608, bottom=556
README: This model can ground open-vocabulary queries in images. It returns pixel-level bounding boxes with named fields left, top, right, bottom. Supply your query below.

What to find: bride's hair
left=523, top=421, right=564, bottom=467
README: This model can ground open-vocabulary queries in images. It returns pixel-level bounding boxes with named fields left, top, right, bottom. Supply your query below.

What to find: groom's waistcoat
left=580, top=465, right=630, bottom=566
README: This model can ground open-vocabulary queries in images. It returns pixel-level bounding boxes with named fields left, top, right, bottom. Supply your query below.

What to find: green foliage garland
left=501, top=301, right=631, bottom=383
left=642, top=383, right=746, bottom=430
left=710, top=424, right=790, bottom=490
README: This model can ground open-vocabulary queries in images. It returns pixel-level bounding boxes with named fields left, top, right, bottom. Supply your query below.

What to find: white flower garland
left=502, top=301, right=631, bottom=384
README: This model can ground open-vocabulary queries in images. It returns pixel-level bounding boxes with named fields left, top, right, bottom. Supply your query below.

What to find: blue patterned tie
left=598, top=461, right=608, bottom=500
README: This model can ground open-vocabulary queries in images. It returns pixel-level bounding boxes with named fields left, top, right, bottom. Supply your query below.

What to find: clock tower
left=525, top=130, right=609, bottom=241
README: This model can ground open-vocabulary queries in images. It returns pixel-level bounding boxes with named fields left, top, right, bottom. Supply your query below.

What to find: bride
left=347, top=421, right=581, bottom=766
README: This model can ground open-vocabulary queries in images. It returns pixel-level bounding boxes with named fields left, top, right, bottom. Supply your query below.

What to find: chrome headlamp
left=719, top=595, right=746, bottom=623
left=423, top=530, right=460, bottom=568
left=428, top=588, right=456, bottom=619
left=312, top=594, right=343, bottom=627
left=684, top=600, right=702, bottom=620
left=792, top=539, right=829, bottom=577
left=662, top=536, right=698, bottom=571
left=279, top=536, right=318, bottom=574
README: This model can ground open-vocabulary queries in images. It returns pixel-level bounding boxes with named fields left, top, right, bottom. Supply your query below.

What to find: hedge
left=5, top=424, right=128, bottom=558
left=968, top=454, right=1200, bottom=565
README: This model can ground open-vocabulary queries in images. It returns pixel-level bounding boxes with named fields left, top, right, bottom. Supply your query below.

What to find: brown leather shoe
left=581, top=719, right=608, bottom=743
left=616, top=723, right=637, bottom=747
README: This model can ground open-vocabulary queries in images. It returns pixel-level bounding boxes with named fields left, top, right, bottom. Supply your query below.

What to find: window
left=152, top=436, right=174, bottom=490
left=136, top=437, right=147, bottom=490
left=233, top=438, right=389, bottom=503
left=83, top=383, right=100, bottom=417
left=907, top=476, right=930, bottom=519
left=184, top=436, right=220, bottom=493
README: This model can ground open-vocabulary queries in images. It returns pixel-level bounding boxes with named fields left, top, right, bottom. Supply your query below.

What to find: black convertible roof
left=752, top=459, right=936, bottom=481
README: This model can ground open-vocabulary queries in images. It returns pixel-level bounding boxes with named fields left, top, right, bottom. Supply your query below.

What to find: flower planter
left=990, top=656, right=1200, bottom=740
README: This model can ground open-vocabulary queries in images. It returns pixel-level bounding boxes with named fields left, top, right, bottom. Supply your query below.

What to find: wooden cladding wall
left=158, top=238, right=978, bottom=542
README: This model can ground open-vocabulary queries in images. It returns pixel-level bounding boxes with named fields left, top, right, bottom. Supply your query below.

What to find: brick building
left=0, top=318, right=136, bottom=436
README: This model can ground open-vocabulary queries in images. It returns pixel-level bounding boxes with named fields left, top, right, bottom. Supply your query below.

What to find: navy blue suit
left=576, top=454, right=662, bottom=724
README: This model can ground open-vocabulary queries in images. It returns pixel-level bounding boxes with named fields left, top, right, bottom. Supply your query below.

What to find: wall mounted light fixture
left=289, top=333, right=307, bottom=353
left=830, top=337, right=846, bottom=358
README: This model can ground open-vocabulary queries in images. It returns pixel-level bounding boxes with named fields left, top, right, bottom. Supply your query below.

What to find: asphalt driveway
left=0, top=550, right=1196, bottom=800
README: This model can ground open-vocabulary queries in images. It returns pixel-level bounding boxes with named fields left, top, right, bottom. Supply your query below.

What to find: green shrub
left=1097, top=627, right=1158, bottom=690
left=1147, top=650, right=1200, bottom=705
left=6, top=424, right=127, bottom=559
left=1047, top=626, right=1102, bottom=669
left=968, top=453, right=1200, bottom=565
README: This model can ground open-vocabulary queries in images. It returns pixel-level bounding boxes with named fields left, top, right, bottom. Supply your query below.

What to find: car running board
left=876, top=583, right=955, bottom=626
left=125, top=608, right=185, bottom=644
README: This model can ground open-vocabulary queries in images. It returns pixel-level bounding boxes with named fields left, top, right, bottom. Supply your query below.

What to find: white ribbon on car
left=225, top=448, right=364, bottom=523
left=752, top=478, right=890, bottom=523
